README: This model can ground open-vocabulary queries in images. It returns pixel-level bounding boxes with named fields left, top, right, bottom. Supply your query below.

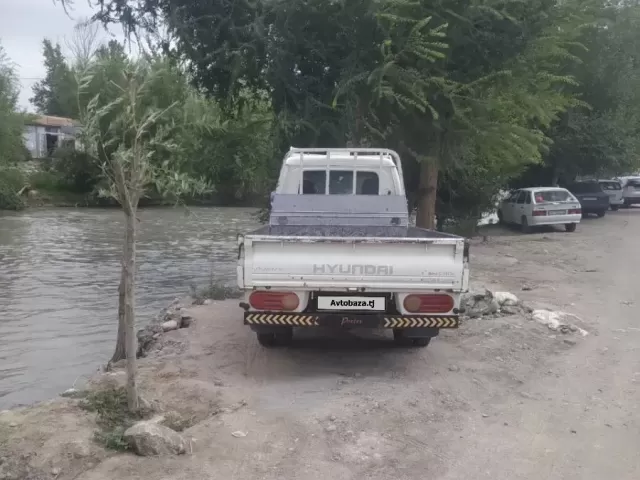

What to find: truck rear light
left=532, top=210, right=547, bottom=216
left=403, top=294, right=454, bottom=313
left=568, top=208, right=581, bottom=214
left=249, top=291, right=299, bottom=311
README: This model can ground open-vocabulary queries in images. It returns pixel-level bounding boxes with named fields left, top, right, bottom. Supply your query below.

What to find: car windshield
left=570, top=182, right=602, bottom=194
left=533, top=190, right=573, bottom=203
left=600, top=181, right=621, bottom=190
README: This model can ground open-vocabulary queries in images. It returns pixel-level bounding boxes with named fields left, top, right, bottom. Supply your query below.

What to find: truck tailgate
left=239, top=233, right=467, bottom=292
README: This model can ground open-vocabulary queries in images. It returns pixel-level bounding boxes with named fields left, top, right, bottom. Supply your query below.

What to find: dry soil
left=2, top=210, right=640, bottom=480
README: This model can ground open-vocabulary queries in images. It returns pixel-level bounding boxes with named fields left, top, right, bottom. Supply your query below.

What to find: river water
left=0, top=207, right=258, bottom=409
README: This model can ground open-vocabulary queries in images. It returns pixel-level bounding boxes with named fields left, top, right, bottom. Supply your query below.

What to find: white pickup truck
left=237, top=148, right=470, bottom=348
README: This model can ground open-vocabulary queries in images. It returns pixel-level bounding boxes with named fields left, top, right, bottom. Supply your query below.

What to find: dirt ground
left=2, top=209, right=640, bottom=480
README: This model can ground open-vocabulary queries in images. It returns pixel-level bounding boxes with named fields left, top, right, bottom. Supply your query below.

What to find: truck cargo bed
left=246, top=225, right=460, bottom=239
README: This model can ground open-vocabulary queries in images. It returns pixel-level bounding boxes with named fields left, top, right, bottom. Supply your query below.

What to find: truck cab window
left=301, top=170, right=326, bottom=194
left=356, top=171, right=379, bottom=195
left=329, top=171, right=354, bottom=194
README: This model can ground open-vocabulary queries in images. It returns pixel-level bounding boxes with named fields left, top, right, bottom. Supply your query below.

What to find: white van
left=598, top=179, right=624, bottom=210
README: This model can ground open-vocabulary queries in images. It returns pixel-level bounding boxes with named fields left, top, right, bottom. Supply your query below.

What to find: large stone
left=493, top=291, right=519, bottom=307
left=162, top=320, right=179, bottom=332
left=462, top=289, right=500, bottom=318
left=124, top=421, right=187, bottom=456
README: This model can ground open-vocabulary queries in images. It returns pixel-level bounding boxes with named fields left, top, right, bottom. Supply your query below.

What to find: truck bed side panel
left=242, top=234, right=465, bottom=291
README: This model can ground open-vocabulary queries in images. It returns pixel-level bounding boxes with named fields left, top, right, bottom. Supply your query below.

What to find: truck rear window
left=301, top=170, right=380, bottom=195
left=533, top=190, right=572, bottom=203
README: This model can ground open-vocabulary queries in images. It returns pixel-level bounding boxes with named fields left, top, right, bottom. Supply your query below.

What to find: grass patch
left=79, top=387, right=153, bottom=451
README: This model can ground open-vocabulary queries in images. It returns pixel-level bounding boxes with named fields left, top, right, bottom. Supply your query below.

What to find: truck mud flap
left=244, top=312, right=459, bottom=329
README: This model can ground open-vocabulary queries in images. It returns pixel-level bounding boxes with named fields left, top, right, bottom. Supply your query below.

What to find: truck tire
left=257, top=333, right=277, bottom=347
left=256, top=328, right=293, bottom=347
left=393, top=330, right=432, bottom=347
left=597, top=209, right=606, bottom=218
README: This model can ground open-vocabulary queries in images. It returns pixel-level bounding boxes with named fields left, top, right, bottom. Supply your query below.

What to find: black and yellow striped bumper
left=244, top=312, right=459, bottom=329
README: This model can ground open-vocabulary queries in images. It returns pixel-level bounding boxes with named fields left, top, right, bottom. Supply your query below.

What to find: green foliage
left=28, top=170, right=67, bottom=192
left=51, top=147, right=103, bottom=193
left=0, top=167, right=26, bottom=210
left=79, top=387, right=150, bottom=451
left=30, top=39, right=79, bottom=118
left=0, top=43, right=29, bottom=167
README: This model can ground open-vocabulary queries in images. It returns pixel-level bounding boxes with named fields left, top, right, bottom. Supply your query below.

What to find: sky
left=0, top=0, right=125, bottom=112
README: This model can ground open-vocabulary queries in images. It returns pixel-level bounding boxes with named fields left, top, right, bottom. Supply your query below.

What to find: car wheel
left=611, top=205, right=619, bottom=211
left=597, top=209, right=606, bottom=218
left=521, top=216, right=531, bottom=234
left=565, top=223, right=577, bottom=232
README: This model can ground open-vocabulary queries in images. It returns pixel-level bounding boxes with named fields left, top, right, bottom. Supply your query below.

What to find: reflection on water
left=0, top=207, right=257, bottom=408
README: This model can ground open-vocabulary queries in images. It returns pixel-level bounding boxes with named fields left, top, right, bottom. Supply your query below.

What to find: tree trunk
left=122, top=208, right=139, bottom=411
left=416, top=160, right=438, bottom=230
left=109, top=269, right=127, bottom=364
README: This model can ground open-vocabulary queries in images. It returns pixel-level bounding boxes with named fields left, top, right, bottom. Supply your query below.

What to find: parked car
left=566, top=181, right=609, bottom=217
left=616, top=176, right=640, bottom=207
left=237, top=148, right=469, bottom=348
left=598, top=179, right=624, bottom=211
left=497, top=187, right=581, bottom=233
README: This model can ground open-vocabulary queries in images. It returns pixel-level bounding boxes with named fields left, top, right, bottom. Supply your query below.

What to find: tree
left=66, top=19, right=102, bottom=70
left=77, top=57, right=207, bottom=409
left=30, top=39, right=78, bottom=118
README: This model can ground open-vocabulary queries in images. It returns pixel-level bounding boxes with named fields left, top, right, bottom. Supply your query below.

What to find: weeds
left=79, top=387, right=152, bottom=451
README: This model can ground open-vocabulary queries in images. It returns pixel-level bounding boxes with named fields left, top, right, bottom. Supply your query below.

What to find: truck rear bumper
left=244, top=312, right=459, bottom=329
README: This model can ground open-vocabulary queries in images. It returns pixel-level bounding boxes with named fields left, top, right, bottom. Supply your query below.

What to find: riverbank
left=3, top=212, right=640, bottom=479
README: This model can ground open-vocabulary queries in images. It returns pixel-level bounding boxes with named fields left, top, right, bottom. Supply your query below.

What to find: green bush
left=28, top=170, right=66, bottom=191
left=51, top=147, right=102, bottom=193
left=0, top=167, right=26, bottom=210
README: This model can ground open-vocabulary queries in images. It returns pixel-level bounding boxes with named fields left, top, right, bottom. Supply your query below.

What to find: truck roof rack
left=285, top=147, right=404, bottom=181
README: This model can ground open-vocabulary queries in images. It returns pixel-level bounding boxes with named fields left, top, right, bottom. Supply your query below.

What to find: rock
left=231, top=431, right=247, bottom=438
left=521, top=285, right=533, bottom=291
left=329, top=415, right=337, bottom=422
left=124, top=421, right=187, bottom=456
left=51, top=467, right=61, bottom=476
left=462, top=289, right=500, bottom=318
left=448, top=365, right=460, bottom=372
left=203, top=299, right=212, bottom=305
left=179, top=314, right=193, bottom=328
left=500, top=305, right=518, bottom=315
left=494, top=291, right=519, bottom=306
left=60, top=388, right=81, bottom=398
left=137, top=323, right=163, bottom=357
left=564, top=339, right=577, bottom=346
left=531, top=309, right=589, bottom=336
left=162, top=320, right=179, bottom=332
left=482, top=414, right=489, bottom=418
left=325, top=424, right=337, bottom=433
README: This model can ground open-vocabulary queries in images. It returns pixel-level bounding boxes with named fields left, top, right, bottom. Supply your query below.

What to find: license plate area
left=317, top=295, right=386, bottom=311
left=582, top=197, right=597, bottom=201
left=549, top=210, right=566, bottom=216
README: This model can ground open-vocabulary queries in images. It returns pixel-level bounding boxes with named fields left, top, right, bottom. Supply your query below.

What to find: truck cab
left=237, top=147, right=469, bottom=348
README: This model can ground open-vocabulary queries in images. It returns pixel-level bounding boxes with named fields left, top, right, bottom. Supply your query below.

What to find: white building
left=22, top=115, right=81, bottom=159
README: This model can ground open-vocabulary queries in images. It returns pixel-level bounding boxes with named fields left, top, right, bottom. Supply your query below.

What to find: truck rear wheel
left=256, top=328, right=293, bottom=347
left=393, top=330, right=432, bottom=347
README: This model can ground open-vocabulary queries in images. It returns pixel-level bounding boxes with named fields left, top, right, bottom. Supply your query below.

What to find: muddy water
left=0, top=207, right=258, bottom=408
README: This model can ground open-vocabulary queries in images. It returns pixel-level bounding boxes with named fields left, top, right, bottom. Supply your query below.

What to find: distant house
left=22, top=115, right=82, bottom=159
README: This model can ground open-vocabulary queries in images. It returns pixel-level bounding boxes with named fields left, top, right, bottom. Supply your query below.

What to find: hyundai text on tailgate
left=236, top=147, right=470, bottom=348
